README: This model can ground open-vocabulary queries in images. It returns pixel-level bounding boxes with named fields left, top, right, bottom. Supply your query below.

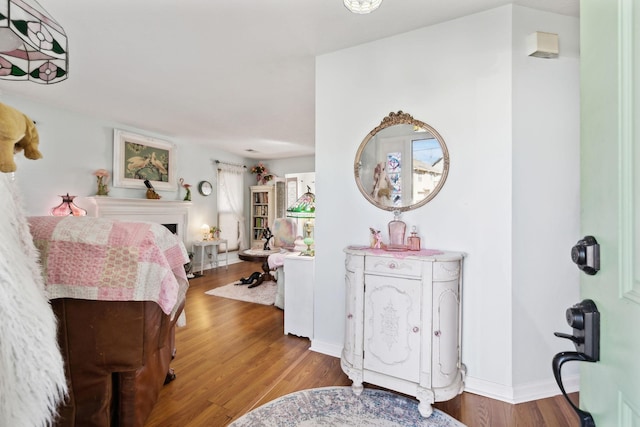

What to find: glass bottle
left=407, top=226, right=421, bottom=251
left=387, top=211, right=407, bottom=250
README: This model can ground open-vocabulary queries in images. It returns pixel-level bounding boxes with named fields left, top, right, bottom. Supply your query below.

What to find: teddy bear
left=0, top=102, right=42, bottom=173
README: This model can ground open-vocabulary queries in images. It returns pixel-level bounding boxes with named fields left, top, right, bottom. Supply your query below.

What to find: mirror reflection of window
left=412, top=137, right=444, bottom=202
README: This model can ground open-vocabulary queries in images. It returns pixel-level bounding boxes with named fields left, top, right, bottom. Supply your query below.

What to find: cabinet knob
left=347, top=314, right=353, bottom=319
left=434, top=330, right=441, bottom=337
left=413, top=326, right=420, bottom=333
left=388, top=262, right=397, bottom=269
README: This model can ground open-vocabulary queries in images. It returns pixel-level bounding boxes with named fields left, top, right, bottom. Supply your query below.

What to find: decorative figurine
left=179, top=178, right=192, bottom=201
left=369, top=227, right=382, bottom=249
left=144, top=179, right=161, bottom=199
left=262, top=227, right=273, bottom=251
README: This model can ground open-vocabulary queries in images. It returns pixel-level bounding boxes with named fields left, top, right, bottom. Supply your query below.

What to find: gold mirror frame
left=354, top=111, right=450, bottom=212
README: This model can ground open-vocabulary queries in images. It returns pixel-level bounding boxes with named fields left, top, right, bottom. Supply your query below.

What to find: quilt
left=28, top=216, right=189, bottom=316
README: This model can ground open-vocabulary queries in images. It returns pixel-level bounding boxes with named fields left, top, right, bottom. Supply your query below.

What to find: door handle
left=552, top=299, right=600, bottom=427
left=552, top=352, right=596, bottom=427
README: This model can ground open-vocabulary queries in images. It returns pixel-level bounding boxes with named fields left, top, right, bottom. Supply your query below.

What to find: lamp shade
left=0, top=0, right=68, bottom=84
left=201, top=223, right=210, bottom=240
left=343, top=0, right=382, bottom=14
left=286, top=186, right=315, bottom=219
left=50, top=194, right=86, bottom=216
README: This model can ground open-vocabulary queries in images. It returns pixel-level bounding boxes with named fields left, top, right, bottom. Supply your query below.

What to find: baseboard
left=464, top=374, right=580, bottom=404
left=309, top=339, right=342, bottom=358
left=307, top=341, right=580, bottom=404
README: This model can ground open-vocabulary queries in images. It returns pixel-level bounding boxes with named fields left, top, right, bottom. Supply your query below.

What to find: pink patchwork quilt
left=28, top=216, right=189, bottom=315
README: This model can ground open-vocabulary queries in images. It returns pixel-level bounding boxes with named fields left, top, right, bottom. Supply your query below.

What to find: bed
left=28, top=216, right=190, bottom=427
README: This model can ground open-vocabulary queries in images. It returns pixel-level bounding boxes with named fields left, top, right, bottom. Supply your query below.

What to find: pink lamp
left=50, top=193, right=86, bottom=216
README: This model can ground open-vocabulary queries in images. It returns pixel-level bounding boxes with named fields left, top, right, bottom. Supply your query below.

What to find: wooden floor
left=145, top=261, right=579, bottom=427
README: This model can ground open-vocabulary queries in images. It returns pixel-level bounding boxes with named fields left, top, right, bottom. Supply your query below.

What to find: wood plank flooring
left=145, top=261, right=579, bottom=427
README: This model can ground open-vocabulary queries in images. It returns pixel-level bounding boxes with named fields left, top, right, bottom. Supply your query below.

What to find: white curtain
left=217, top=164, right=247, bottom=251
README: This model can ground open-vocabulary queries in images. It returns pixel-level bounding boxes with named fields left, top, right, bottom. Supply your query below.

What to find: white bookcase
left=250, top=185, right=274, bottom=248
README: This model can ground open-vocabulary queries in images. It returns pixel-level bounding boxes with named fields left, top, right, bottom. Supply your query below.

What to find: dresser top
left=344, top=245, right=464, bottom=261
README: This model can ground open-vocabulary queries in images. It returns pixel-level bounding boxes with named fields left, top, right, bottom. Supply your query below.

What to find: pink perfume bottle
left=387, top=211, right=407, bottom=251
left=407, top=226, right=421, bottom=251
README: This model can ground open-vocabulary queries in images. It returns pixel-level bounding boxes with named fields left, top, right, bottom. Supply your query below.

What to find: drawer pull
left=388, top=262, right=397, bottom=269
left=412, top=327, right=420, bottom=333
left=347, top=314, right=353, bottom=319
left=434, top=330, right=441, bottom=337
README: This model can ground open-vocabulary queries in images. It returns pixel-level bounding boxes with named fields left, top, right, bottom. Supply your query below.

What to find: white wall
left=266, top=156, right=315, bottom=179
left=511, top=7, right=581, bottom=398
left=314, top=5, right=580, bottom=402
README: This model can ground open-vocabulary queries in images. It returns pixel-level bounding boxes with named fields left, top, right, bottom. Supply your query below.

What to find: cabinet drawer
left=432, top=261, right=460, bottom=281
left=365, top=256, right=422, bottom=277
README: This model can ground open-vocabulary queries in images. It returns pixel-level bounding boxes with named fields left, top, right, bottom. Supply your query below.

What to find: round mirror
left=354, top=111, right=449, bottom=212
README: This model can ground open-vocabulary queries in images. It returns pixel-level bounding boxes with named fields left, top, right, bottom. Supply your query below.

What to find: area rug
left=230, top=386, right=466, bottom=427
left=205, top=281, right=277, bottom=305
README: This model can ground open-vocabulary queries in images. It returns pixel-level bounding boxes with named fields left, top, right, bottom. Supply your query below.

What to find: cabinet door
left=363, top=274, right=421, bottom=382
left=283, top=256, right=314, bottom=338
left=431, top=263, right=460, bottom=388
left=343, top=269, right=356, bottom=365
left=343, top=254, right=364, bottom=368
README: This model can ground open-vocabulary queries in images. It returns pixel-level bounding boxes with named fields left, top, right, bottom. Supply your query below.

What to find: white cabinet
left=341, top=246, right=465, bottom=417
left=283, top=254, right=314, bottom=338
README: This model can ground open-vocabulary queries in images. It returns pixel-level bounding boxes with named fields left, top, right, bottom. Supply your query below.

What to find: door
left=580, top=0, right=640, bottom=424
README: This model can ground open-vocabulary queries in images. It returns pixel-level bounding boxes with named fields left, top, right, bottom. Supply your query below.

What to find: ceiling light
left=0, top=0, right=68, bottom=84
left=343, top=0, right=382, bottom=14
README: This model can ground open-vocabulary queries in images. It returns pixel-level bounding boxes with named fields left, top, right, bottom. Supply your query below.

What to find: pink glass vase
left=387, top=211, right=407, bottom=251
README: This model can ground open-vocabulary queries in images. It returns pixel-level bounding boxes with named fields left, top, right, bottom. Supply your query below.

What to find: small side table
left=192, top=239, right=228, bottom=275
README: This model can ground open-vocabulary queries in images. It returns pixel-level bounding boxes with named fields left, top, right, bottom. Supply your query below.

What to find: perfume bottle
left=407, top=226, right=421, bottom=251
left=387, top=211, right=407, bottom=251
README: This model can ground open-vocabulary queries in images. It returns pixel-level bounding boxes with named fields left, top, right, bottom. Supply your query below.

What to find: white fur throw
left=0, top=173, right=67, bottom=426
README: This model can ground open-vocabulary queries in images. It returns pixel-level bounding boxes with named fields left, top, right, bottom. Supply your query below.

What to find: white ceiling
left=0, top=0, right=578, bottom=159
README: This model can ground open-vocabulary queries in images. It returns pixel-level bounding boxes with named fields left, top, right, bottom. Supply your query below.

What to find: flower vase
left=96, top=176, right=109, bottom=196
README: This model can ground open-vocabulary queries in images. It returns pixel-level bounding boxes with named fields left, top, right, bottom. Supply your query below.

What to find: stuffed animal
left=0, top=103, right=42, bottom=173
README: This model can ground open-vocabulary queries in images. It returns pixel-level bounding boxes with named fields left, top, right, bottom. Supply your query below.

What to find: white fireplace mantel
left=82, top=197, right=192, bottom=245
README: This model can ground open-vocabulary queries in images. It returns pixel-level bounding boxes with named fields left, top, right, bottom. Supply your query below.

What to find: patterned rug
left=230, top=386, right=466, bottom=427
left=205, top=280, right=277, bottom=305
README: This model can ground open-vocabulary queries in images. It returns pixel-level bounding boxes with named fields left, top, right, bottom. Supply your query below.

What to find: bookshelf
left=250, top=185, right=274, bottom=248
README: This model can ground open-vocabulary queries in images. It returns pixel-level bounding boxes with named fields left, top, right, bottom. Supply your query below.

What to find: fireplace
left=82, top=197, right=191, bottom=245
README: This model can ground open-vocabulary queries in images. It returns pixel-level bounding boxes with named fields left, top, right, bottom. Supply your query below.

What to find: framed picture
left=113, top=129, right=177, bottom=191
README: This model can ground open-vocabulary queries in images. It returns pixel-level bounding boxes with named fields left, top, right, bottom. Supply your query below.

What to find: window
left=217, top=165, right=247, bottom=251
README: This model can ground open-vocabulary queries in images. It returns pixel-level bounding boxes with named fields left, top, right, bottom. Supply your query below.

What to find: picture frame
left=113, top=129, right=177, bottom=191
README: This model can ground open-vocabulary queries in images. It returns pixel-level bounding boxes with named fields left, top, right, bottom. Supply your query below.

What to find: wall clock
left=198, top=181, right=213, bottom=196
